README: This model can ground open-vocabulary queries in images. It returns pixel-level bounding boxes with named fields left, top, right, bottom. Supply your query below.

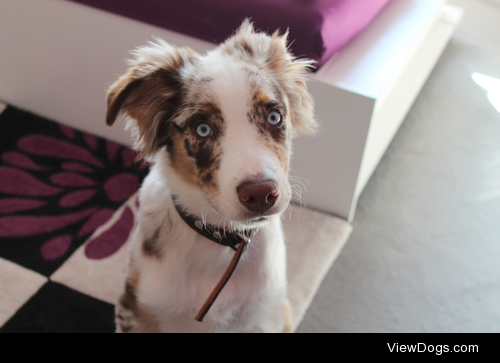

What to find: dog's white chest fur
left=128, top=169, right=287, bottom=333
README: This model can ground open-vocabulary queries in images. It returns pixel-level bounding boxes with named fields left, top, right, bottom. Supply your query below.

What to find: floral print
left=0, top=108, right=148, bottom=274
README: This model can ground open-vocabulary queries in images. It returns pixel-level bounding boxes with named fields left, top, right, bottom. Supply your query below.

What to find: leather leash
left=195, top=231, right=251, bottom=322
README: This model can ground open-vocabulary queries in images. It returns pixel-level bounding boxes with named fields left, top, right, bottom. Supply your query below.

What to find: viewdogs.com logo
left=387, top=343, right=478, bottom=355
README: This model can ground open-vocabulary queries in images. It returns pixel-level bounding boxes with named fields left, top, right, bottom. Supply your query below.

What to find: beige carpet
left=283, top=205, right=352, bottom=330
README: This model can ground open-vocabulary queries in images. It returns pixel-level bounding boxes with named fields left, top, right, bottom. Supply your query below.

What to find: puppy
left=106, top=20, right=317, bottom=333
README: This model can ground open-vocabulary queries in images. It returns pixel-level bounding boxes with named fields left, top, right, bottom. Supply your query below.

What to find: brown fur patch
left=221, top=37, right=254, bottom=59
left=106, top=45, right=198, bottom=159
left=116, top=266, right=162, bottom=333
left=254, top=109, right=287, bottom=143
left=239, top=39, right=254, bottom=57
left=200, top=102, right=224, bottom=123
left=169, top=131, right=199, bottom=188
left=269, top=141, right=290, bottom=173
left=120, top=267, right=140, bottom=312
left=253, top=89, right=273, bottom=108
left=264, top=32, right=318, bottom=136
left=166, top=101, right=225, bottom=191
left=247, top=87, right=290, bottom=147
left=142, top=227, right=162, bottom=259
left=116, top=266, right=140, bottom=333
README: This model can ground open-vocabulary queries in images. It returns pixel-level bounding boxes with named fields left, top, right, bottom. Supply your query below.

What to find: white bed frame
left=0, top=0, right=462, bottom=221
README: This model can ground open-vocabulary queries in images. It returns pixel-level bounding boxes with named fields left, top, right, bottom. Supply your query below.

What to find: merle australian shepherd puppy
left=106, top=20, right=317, bottom=333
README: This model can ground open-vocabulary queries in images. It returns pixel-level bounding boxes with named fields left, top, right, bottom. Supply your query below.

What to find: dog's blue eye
left=196, top=123, right=212, bottom=137
left=267, top=111, right=281, bottom=126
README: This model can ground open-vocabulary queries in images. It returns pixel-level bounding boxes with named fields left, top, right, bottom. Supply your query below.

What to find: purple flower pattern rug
left=0, top=106, right=148, bottom=277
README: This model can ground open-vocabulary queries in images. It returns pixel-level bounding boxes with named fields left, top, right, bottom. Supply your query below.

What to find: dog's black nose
left=237, top=180, right=279, bottom=214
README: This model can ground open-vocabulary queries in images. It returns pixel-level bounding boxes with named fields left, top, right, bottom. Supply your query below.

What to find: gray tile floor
left=298, top=0, right=500, bottom=332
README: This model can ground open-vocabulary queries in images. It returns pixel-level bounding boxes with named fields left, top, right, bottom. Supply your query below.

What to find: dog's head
left=106, top=20, right=317, bottom=229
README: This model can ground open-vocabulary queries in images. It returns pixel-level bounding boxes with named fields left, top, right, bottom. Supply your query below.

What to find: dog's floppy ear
left=106, top=39, right=198, bottom=159
left=223, top=20, right=318, bottom=136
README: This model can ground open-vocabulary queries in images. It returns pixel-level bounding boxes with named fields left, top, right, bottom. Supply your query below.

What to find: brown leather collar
left=172, top=195, right=258, bottom=251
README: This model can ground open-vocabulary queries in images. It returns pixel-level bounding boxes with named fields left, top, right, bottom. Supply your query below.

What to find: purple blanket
left=67, top=0, right=391, bottom=68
